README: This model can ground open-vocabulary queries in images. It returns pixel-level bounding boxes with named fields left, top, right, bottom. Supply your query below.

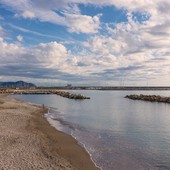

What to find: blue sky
left=0, top=0, right=170, bottom=86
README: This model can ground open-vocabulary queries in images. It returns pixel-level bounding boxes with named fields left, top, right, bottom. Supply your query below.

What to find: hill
left=0, top=81, right=36, bottom=88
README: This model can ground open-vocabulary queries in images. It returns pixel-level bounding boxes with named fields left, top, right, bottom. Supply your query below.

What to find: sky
left=0, top=0, right=170, bottom=86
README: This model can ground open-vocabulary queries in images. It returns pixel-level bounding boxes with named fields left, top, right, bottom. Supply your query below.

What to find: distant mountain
left=0, top=81, right=36, bottom=88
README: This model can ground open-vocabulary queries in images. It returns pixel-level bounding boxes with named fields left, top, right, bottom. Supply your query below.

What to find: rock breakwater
left=55, top=91, right=90, bottom=99
left=125, top=94, right=170, bottom=103
left=0, top=89, right=90, bottom=100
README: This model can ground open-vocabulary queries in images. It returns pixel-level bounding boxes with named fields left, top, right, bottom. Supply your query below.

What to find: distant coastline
left=1, top=86, right=170, bottom=91
left=1, top=81, right=170, bottom=91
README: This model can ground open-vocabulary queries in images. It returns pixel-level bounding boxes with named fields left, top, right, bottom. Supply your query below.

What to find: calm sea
left=14, top=90, right=170, bottom=170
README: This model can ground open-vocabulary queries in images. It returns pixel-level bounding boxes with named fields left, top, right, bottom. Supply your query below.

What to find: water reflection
left=14, top=90, right=170, bottom=170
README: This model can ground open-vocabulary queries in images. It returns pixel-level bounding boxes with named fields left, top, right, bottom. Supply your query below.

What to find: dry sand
left=0, top=95, right=100, bottom=170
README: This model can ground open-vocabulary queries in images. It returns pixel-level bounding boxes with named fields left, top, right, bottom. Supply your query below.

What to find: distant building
left=66, top=84, right=72, bottom=88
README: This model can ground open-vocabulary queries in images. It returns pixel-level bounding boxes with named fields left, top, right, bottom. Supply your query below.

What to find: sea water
left=14, top=90, right=170, bottom=170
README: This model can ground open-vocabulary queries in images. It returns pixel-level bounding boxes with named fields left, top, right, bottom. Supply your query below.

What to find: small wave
left=45, top=107, right=102, bottom=170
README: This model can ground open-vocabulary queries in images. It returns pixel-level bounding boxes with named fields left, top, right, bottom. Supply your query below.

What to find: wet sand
left=0, top=95, right=99, bottom=170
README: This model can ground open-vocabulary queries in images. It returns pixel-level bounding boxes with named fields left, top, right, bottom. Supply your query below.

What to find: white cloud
left=17, top=35, right=23, bottom=42
left=22, top=10, right=35, bottom=19
left=84, top=35, right=126, bottom=55
left=66, top=14, right=101, bottom=34
left=1, top=0, right=66, bottom=25
left=0, top=38, right=25, bottom=67
left=0, top=38, right=71, bottom=75
left=32, top=42, right=68, bottom=68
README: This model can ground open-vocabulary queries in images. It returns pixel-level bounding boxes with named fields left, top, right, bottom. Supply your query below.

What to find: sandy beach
left=0, top=94, right=99, bottom=170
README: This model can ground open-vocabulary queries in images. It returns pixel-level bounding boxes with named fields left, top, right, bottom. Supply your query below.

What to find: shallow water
left=14, top=90, right=170, bottom=170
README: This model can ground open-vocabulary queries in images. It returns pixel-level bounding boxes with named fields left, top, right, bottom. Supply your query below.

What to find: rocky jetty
left=54, top=91, right=90, bottom=99
left=0, top=89, right=90, bottom=100
left=125, top=94, right=170, bottom=103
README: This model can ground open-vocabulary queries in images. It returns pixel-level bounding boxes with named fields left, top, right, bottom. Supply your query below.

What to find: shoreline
left=45, top=108, right=102, bottom=170
left=0, top=94, right=100, bottom=170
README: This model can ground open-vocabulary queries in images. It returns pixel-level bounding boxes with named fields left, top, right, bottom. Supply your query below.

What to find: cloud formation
left=0, top=0, right=170, bottom=85
left=1, top=0, right=102, bottom=34
left=0, top=36, right=170, bottom=85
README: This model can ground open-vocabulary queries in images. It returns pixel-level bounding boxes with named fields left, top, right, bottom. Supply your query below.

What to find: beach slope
left=0, top=95, right=99, bottom=170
